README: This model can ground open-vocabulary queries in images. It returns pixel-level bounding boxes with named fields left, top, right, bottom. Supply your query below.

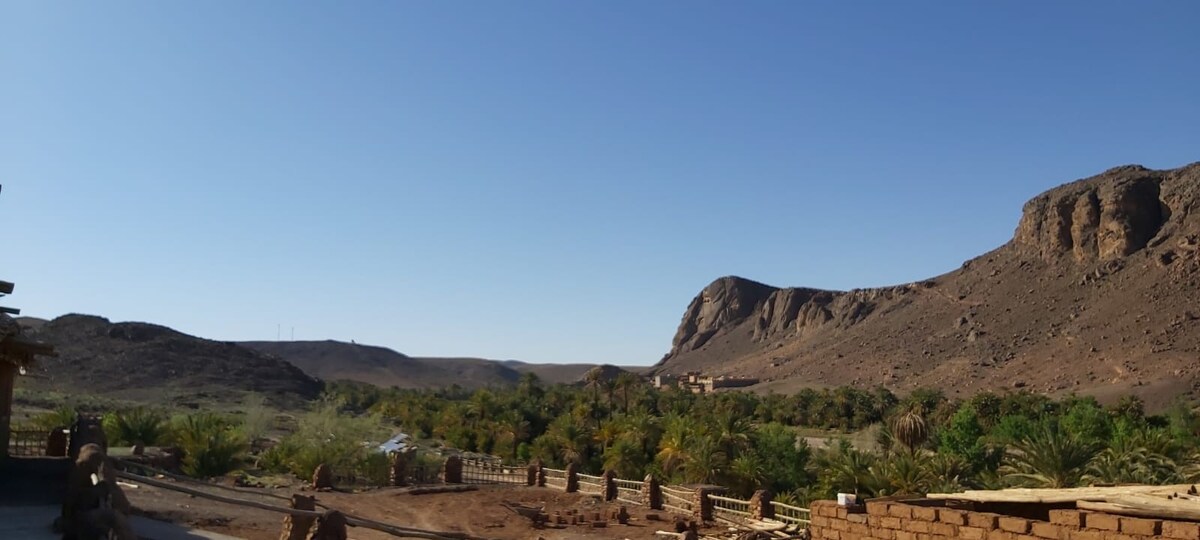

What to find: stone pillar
left=442, top=455, right=463, bottom=484
left=750, top=489, right=774, bottom=520
left=641, top=473, right=662, bottom=510
left=527, top=459, right=541, bottom=486
left=307, top=510, right=348, bottom=540
left=601, top=469, right=617, bottom=501
left=564, top=462, right=579, bottom=493
left=537, top=461, right=547, bottom=487
left=311, top=464, right=333, bottom=490
left=46, top=428, right=68, bottom=457
left=694, top=486, right=721, bottom=522
left=388, top=451, right=408, bottom=487
left=279, top=494, right=316, bottom=540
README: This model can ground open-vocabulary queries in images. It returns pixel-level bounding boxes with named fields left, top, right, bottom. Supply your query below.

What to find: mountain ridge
left=653, top=162, right=1200, bottom=409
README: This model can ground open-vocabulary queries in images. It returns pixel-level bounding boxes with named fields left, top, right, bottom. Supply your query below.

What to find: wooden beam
left=0, top=306, right=20, bottom=315
left=0, top=281, right=13, bottom=295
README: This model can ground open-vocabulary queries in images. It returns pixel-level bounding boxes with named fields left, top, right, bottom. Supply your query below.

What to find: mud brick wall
left=809, top=499, right=1200, bottom=540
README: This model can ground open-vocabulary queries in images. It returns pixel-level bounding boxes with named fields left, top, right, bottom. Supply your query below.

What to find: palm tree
left=656, top=414, right=692, bottom=477
left=682, top=435, right=726, bottom=484
left=817, top=440, right=878, bottom=496
left=498, top=411, right=531, bottom=460
left=1001, top=421, right=1100, bottom=488
left=594, top=419, right=624, bottom=450
left=924, top=453, right=973, bottom=493
left=614, top=372, right=641, bottom=413
left=1086, top=429, right=1180, bottom=485
left=466, top=390, right=497, bottom=428
left=891, top=407, right=929, bottom=454
left=548, top=416, right=591, bottom=465
left=730, top=454, right=765, bottom=495
left=873, top=452, right=931, bottom=496
left=714, top=411, right=753, bottom=459
left=603, top=439, right=645, bottom=479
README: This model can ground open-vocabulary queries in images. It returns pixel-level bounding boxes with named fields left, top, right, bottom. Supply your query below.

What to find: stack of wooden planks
left=928, top=484, right=1200, bottom=521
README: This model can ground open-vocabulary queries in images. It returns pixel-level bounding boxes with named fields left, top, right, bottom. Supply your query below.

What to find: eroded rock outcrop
left=1015, top=165, right=1186, bottom=263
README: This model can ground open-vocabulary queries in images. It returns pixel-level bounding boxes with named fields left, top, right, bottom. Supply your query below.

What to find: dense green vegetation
left=328, top=375, right=1200, bottom=504
left=29, top=374, right=1200, bottom=505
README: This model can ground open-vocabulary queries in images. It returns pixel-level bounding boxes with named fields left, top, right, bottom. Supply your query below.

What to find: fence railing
left=576, top=472, right=604, bottom=496
left=613, top=477, right=641, bottom=505
left=661, top=485, right=694, bottom=515
left=461, top=459, right=526, bottom=485
left=543, top=467, right=567, bottom=490
left=7, top=428, right=49, bottom=457
left=770, top=501, right=811, bottom=528
left=709, top=494, right=752, bottom=524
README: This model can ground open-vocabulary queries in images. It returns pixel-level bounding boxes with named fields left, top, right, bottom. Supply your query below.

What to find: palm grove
left=331, top=373, right=1200, bottom=504
left=35, top=372, right=1200, bottom=502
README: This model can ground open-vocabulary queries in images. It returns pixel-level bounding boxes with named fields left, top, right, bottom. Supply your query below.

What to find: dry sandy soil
left=126, top=481, right=714, bottom=540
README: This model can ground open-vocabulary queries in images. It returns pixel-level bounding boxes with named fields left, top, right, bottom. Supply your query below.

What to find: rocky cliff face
left=1014, top=165, right=1185, bottom=263
left=654, top=162, right=1200, bottom=407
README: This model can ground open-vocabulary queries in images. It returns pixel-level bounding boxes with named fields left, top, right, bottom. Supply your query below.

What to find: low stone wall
left=809, top=498, right=1200, bottom=540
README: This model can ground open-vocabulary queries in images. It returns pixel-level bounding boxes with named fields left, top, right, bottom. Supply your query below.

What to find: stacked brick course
left=810, top=499, right=1200, bottom=540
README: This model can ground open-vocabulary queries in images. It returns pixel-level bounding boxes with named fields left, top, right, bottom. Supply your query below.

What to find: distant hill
left=653, top=163, right=1200, bottom=409
left=17, top=315, right=323, bottom=406
left=241, top=340, right=632, bottom=388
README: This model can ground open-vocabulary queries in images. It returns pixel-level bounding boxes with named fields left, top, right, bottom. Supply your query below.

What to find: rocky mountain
left=17, top=315, right=323, bottom=405
left=241, top=340, right=622, bottom=389
left=653, top=163, right=1200, bottom=409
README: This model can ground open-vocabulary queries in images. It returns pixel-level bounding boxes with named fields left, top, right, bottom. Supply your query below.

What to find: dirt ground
left=125, top=482, right=718, bottom=540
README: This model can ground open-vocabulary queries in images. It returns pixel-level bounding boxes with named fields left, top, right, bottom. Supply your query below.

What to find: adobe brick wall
left=809, top=499, right=1200, bottom=540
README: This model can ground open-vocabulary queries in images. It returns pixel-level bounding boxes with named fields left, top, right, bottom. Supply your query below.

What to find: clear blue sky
left=2, top=2, right=1197, bottom=365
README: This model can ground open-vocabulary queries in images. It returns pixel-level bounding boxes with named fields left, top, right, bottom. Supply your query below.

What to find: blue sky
left=2, top=2, right=1197, bottom=365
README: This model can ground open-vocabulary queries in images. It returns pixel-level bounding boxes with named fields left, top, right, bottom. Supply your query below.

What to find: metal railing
left=461, top=458, right=526, bottom=485
left=661, top=485, right=694, bottom=515
left=770, top=501, right=811, bottom=528
left=577, top=472, right=604, bottom=496
left=613, top=477, right=641, bottom=505
left=709, top=494, right=752, bottom=524
left=543, top=467, right=567, bottom=490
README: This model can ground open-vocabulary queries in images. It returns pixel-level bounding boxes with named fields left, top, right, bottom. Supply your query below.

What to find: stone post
left=311, top=464, right=333, bottom=490
left=526, top=459, right=541, bottom=486
left=46, top=428, right=68, bottom=457
left=442, top=455, right=463, bottom=484
left=564, top=462, right=579, bottom=493
left=388, top=451, right=408, bottom=487
left=694, top=486, right=722, bottom=522
left=308, top=510, right=348, bottom=540
left=537, top=461, right=547, bottom=487
left=641, top=473, right=662, bottom=510
left=279, top=494, right=316, bottom=540
left=600, top=469, right=617, bottom=501
left=750, top=489, right=774, bottom=520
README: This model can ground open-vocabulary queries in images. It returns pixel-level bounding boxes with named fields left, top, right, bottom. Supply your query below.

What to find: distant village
left=650, top=371, right=759, bottom=394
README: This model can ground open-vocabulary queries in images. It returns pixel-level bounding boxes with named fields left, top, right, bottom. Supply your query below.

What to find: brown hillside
left=241, top=341, right=623, bottom=388
left=18, top=315, right=323, bottom=405
left=653, top=163, right=1200, bottom=409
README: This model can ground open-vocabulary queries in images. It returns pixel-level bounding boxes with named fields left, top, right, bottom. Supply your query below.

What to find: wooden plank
left=0, top=281, right=13, bottom=295
left=0, top=306, right=19, bottom=315
left=1078, top=498, right=1200, bottom=522
left=927, top=485, right=1198, bottom=504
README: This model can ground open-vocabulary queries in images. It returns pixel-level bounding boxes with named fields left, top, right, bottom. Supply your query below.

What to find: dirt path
left=126, top=482, right=712, bottom=540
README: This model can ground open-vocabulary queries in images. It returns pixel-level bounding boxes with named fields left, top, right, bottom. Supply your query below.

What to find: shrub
left=103, top=408, right=168, bottom=446
left=174, top=413, right=246, bottom=477
left=256, top=403, right=390, bottom=481
left=29, top=406, right=77, bottom=431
